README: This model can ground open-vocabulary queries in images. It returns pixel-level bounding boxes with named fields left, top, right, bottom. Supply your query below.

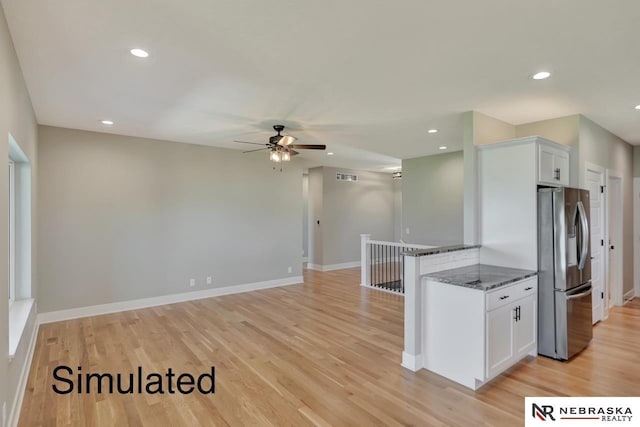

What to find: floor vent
left=336, top=173, right=358, bottom=182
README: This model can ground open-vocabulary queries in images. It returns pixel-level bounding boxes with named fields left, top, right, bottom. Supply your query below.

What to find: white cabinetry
left=423, top=276, right=537, bottom=390
left=486, top=279, right=537, bottom=379
left=538, top=143, right=569, bottom=186
left=479, top=136, right=571, bottom=271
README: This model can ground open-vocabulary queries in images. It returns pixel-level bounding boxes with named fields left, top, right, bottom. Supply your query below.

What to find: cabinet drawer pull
left=499, top=295, right=509, bottom=300
left=524, top=287, right=533, bottom=291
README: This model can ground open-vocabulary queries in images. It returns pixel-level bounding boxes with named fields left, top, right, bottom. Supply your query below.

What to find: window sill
left=9, top=298, right=35, bottom=359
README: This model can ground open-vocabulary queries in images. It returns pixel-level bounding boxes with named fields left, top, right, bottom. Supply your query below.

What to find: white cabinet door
left=555, top=151, right=570, bottom=186
left=486, top=304, right=515, bottom=378
left=538, top=144, right=570, bottom=186
left=538, top=145, right=557, bottom=185
left=514, top=295, right=536, bottom=356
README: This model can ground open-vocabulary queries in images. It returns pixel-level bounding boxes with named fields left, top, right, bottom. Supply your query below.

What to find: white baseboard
left=623, top=289, right=635, bottom=305
left=306, top=261, right=360, bottom=272
left=360, top=283, right=404, bottom=296
left=38, top=276, right=304, bottom=324
left=401, top=352, right=423, bottom=372
left=8, top=311, right=39, bottom=427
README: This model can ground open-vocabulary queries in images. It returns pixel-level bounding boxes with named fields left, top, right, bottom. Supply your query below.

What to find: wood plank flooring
left=19, top=268, right=640, bottom=426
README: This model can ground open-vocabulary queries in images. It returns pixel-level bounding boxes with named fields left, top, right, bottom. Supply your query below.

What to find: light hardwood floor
left=19, top=268, right=640, bottom=426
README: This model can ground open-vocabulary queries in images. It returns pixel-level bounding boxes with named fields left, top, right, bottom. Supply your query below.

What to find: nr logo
left=532, top=403, right=556, bottom=421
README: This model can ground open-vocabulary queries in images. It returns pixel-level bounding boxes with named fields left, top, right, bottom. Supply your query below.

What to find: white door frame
left=634, top=177, right=640, bottom=299
left=585, top=162, right=607, bottom=321
left=606, top=170, right=624, bottom=307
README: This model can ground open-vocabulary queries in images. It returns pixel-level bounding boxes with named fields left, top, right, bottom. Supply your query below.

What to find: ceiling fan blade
left=277, top=135, right=298, bottom=146
left=234, top=140, right=266, bottom=146
left=289, top=149, right=300, bottom=156
left=289, top=144, right=326, bottom=150
left=243, top=147, right=269, bottom=153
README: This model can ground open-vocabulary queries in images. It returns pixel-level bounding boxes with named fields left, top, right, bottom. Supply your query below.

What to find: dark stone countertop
left=402, top=244, right=481, bottom=257
left=424, top=264, right=537, bottom=291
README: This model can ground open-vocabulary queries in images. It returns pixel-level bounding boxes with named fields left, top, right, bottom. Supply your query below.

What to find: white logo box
left=525, top=397, right=639, bottom=427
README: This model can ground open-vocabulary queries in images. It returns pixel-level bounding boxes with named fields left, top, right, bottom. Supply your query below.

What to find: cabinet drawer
left=486, top=277, right=537, bottom=311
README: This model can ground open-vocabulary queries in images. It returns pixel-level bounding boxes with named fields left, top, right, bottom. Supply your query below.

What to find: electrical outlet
left=206, top=276, right=212, bottom=285
left=405, top=227, right=410, bottom=235
left=189, top=278, right=195, bottom=287
left=287, top=266, right=292, bottom=274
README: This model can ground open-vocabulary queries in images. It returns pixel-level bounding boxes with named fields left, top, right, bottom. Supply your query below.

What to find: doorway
left=585, top=163, right=606, bottom=323
left=607, top=173, right=623, bottom=307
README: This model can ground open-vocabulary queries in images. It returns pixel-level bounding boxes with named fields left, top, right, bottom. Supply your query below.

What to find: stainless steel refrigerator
left=538, top=187, right=593, bottom=360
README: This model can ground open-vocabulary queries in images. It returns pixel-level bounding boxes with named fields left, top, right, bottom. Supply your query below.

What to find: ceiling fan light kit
left=233, top=125, right=327, bottom=164
left=269, top=146, right=293, bottom=163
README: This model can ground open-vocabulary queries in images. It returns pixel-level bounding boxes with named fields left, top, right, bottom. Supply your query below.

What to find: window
left=8, top=134, right=34, bottom=358
left=9, top=159, right=15, bottom=305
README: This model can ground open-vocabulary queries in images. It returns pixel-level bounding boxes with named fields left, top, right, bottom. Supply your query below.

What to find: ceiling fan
left=234, top=125, right=326, bottom=162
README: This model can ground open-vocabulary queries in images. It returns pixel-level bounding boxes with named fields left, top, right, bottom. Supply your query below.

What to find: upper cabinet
left=538, top=142, right=570, bottom=186
left=478, top=136, right=571, bottom=271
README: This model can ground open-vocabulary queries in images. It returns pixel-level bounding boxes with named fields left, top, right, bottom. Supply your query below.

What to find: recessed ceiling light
left=532, top=71, right=551, bottom=80
left=130, top=48, right=149, bottom=58
left=100, top=119, right=114, bottom=125
left=635, top=104, right=640, bottom=110
left=439, top=146, right=448, bottom=150
left=327, top=152, right=335, bottom=156
left=427, top=129, right=438, bottom=134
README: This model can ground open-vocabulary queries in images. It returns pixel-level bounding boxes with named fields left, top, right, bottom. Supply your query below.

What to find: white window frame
left=9, top=159, right=16, bottom=305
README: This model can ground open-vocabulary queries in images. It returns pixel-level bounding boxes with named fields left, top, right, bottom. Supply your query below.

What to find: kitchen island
left=402, top=247, right=538, bottom=390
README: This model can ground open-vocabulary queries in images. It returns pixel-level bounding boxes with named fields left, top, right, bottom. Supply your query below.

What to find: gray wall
left=0, top=2, right=39, bottom=422
left=37, top=126, right=303, bottom=312
left=578, top=116, right=635, bottom=295
left=321, top=167, right=394, bottom=266
left=634, top=146, right=640, bottom=178
left=307, top=167, right=394, bottom=267
left=402, top=151, right=464, bottom=245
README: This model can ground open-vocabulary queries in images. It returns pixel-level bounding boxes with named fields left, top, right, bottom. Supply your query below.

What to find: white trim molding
left=401, top=351, right=423, bottom=372
left=8, top=312, right=39, bottom=427
left=307, top=261, right=360, bottom=272
left=623, top=289, right=635, bottom=305
left=38, top=276, right=303, bottom=324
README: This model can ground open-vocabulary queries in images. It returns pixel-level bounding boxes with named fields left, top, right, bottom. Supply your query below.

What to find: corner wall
left=321, top=167, right=394, bottom=266
left=0, top=3, right=39, bottom=424
left=402, top=151, right=464, bottom=245
left=37, top=126, right=303, bottom=313
left=579, top=116, right=635, bottom=295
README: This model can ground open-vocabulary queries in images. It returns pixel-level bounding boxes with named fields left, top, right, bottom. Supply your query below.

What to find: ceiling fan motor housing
left=269, top=135, right=282, bottom=145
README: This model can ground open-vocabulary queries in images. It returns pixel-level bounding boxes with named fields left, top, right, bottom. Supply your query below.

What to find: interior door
left=607, top=176, right=623, bottom=306
left=586, top=168, right=605, bottom=323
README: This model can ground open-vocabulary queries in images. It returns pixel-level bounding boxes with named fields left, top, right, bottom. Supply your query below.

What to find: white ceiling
left=2, top=0, right=640, bottom=171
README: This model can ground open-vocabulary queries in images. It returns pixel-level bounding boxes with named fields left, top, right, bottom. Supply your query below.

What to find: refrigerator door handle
left=577, top=201, right=589, bottom=270
left=566, top=285, right=592, bottom=301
